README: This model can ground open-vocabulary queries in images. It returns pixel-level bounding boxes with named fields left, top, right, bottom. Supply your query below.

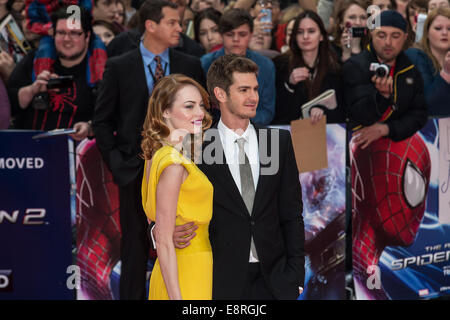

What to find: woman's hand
left=341, top=27, right=352, bottom=53
left=288, top=67, right=310, bottom=85
left=310, top=107, right=324, bottom=124
left=441, top=51, right=450, bottom=84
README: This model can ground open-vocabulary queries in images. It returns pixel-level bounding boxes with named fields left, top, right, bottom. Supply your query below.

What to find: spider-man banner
left=0, top=131, right=73, bottom=299
left=75, top=139, right=121, bottom=300
left=352, top=118, right=450, bottom=300
left=76, top=125, right=347, bottom=300
left=272, top=124, right=347, bottom=300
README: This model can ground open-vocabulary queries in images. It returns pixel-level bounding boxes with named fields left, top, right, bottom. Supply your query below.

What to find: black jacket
left=342, top=44, right=427, bottom=141
left=199, top=123, right=305, bottom=299
left=272, top=54, right=345, bottom=125
left=106, top=29, right=205, bottom=59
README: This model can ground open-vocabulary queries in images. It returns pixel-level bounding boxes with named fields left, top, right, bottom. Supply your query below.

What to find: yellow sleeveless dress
left=141, top=146, right=213, bottom=300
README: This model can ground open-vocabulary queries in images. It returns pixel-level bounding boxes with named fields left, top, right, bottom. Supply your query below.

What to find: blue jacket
left=201, top=48, right=276, bottom=125
left=406, top=48, right=450, bottom=117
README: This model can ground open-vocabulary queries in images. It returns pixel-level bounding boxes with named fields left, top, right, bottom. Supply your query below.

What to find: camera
left=351, top=27, right=367, bottom=38
left=370, top=63, right=390, bottom=77
left=47, top=75, right=74, bottom=90
left=32, top=75, right=74, bottom=110
left=32, top=92, right=50, bottom=110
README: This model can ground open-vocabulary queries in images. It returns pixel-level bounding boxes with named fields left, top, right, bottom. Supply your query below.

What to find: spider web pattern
left=351, top=134, right=431, bottom=298
left=75, top=139, right=121, bottom=300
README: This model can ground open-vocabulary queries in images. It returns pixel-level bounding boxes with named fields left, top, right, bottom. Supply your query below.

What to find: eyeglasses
left=258, top=0, right=279, bottom=6
left=257, top=0, right=272, bottom=6
left=55, top=30, right=84, bottom=38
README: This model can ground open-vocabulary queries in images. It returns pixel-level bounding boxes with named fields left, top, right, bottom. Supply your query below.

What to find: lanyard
left=148, top=59, right=168, bottom=84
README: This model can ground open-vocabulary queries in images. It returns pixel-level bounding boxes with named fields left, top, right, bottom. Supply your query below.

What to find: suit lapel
left=129, top=49, right=150, bottom=121
left=169, top=48, right=180, bottom=74
left=200, top=125, right=249, bottom=218
left=252, top=124, right=274, bottom=217
left=132, top=49, right=150, bottom=101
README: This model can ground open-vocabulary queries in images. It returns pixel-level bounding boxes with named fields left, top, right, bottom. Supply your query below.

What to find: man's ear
left=145, top=19, right=156, bottom=33
left=85, top=31, right=91, bottom=44
left=213, top=87, right=227, bottom=103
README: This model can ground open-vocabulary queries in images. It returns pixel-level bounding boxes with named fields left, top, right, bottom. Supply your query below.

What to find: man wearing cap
left=343, top=10, right=427, bottom=147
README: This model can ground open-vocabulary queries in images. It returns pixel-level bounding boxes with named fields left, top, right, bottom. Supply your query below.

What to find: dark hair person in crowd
left=6, top=0, right=26, bottom=14
left=272, top=10, right=345, bottom=125
left=406, top=7, right=450, bottom=117
left=193, top=7, right=223, bottom=53
left=405, top=0, right=428, bottom=47
left=370, top=0, right=397, bottom=12
left=8, top=6, right=106, bottom=139
left=332, top=0, right=369, bottom=64
left=93, top=19, right=121, bottom=46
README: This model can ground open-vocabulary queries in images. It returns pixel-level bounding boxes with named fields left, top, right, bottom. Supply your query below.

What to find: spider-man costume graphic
left=75, top=140, right=156, bottom=299
left=351, top=134, right=431, bottom=300
left=76, top=139, right=121, bottom=300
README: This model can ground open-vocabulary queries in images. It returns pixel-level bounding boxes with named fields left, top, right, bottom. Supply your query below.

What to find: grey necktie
left=236, top=138, right=258, bottom=260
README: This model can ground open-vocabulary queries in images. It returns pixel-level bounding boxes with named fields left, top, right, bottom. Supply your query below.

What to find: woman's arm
left=154, top=163, right=187, bottom=300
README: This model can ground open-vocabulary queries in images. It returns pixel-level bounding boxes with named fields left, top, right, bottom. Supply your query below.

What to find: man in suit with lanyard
left=168, top=54, right=305, bottom=299
left=92, top=0, right=205, bottom=300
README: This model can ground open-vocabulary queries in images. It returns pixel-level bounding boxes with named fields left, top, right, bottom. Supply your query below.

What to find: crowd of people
left=1, top=0, right=449, bottom=300
left=0, top=0, right=448, bottom=132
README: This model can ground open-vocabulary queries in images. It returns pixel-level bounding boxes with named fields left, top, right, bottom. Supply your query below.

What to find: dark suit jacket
left=92, top=48, right=205, bottom=186
left=198, top=123, right=305, bottom=300
left=107, top=29, right=205, bottom=59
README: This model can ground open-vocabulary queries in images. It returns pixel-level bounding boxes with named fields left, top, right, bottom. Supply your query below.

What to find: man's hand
left=371, top=75, right=393, bottom=99
left=31, top=71, right=59, bottom=95
left=289, top=67, right=310, bottom=86
left=18, top=71, right=59, bottom=109
left=352, top=123, right=389, bottom=149
left=173, top=222, right=198, bottom=249
left=70, top=121, right=93, bottom=141
left=150, top=221, right=198, bottom=249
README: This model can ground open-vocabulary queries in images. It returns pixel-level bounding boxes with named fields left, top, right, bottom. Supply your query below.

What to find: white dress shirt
left=217, top=119, right=260, bottom=262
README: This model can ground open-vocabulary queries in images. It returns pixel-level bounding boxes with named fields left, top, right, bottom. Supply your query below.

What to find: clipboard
left=290, top=117, right=328, bottom=173
left=32, top=128, right=77, bottom=139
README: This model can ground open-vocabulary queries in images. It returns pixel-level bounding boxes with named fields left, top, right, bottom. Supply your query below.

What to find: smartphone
left=47, top=75, right=74, bottom=90
left=351, top=27, right=367, bottom=38
left=415, top=13, right=427, bottom=43
left=260, top=8, right=272, bottom=33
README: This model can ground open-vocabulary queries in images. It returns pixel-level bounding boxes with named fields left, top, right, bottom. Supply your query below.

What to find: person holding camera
left=8, top=7, right=107, bottom=140
left=331, top=0, right=369, bottom=64
left=343, top=10, right=427, bottom=148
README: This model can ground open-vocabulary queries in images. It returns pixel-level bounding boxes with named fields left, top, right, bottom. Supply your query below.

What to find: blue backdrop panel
left=0, top=131, right=73, bottom=299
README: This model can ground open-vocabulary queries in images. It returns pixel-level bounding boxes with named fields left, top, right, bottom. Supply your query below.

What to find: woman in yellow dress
left=140, top=74, right=213, bottom=300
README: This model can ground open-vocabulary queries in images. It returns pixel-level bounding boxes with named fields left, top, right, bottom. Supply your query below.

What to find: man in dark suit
left=92, top=0, right=205, bottom=300
left=174, top=55, right=305, bottom=299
